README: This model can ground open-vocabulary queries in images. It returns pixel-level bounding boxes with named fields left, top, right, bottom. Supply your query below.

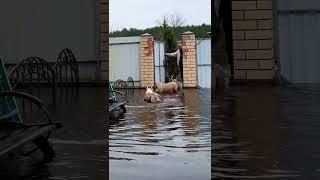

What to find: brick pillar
left=140, top=33, right=154, bottom=88
left=181, top=31, right=197, bottom=88
left=99, top=0, right=108, bottom=80
left=232, top=0, right=274, bottom=81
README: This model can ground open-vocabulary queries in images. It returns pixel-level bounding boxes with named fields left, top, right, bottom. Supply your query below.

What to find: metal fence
left=196, top=39, right=211, bottom=88
left=154, top=41, right=165, bottom=83
left=109, top=37, right=141, bottom=86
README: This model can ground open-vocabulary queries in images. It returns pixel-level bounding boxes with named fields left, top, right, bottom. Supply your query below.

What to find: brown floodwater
left=21, top=87, right=108, bottom=179
left=109, top=88, right=211, bottom=180
left=213, top=84, right=320, bottom=179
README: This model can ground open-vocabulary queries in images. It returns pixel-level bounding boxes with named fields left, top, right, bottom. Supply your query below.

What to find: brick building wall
left=99, top=0, right=108, bottom=80
left=140, top=33, right=155, bottom=88
left=181, top=32, right=197, bottom=88
left=232, top=0, right=275, bottom=80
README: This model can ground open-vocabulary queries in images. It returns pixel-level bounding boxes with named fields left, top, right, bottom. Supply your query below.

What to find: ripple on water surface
left=110, top=89, right=211, bottom=180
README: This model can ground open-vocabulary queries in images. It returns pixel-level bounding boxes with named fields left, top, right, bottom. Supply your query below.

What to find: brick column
left=99, top=0, right=108, bottom=80
left=232, top=0, right=274, bottom=81
left=181, top=31, right=197, bottom=88
left=140, top=33, right=154, bottom=88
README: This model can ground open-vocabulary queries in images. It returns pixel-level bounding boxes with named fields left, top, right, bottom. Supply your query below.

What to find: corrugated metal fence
left=109, top=37, right=141, bottom=86
left=277, top=0, right=320, bottom=83
left=196, top=39, right=211, bottom=88
left=154, top=41, right=165, bottom=83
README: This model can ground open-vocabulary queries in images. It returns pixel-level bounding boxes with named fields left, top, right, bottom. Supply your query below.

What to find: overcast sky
left=109, top=0, right=211, bottom=31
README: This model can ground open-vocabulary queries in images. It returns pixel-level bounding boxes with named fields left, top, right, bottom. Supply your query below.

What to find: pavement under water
left=109, top=88, right=211, bottom=180
left=213, top=84, right=320, bottom=179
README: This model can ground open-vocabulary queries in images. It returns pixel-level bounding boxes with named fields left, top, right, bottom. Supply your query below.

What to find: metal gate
left=154, top=41, right=165, bottom=83
left=276, top=0, right=320, bottom=83
left=196, top=39, right=211, bottom=88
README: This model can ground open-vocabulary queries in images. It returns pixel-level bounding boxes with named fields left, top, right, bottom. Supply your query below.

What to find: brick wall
left=99, top=0, right=108, bottom=80
left=181, top=31, right=197, bottom=88
left=232, top=0, right=275, bottom=80
left=140, top=33, right=154, bottom=88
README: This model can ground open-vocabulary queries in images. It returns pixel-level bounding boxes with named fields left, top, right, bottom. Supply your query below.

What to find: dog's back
left=144, top=87, right=164, bottom=103
left=154, top=82, right=179, bottom=93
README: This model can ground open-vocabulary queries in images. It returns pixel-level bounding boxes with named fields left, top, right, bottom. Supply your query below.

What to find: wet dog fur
left=153, top=76, right=182, bottom=94
left=144, top=87, right=164, bottom=103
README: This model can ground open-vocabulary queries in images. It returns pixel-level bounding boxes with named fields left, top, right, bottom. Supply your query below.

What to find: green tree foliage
left=160, top=19, right=177, bottom=53
left=158, top=19, right=180, bottom=82
left=110, top=24, right=211, bottom=40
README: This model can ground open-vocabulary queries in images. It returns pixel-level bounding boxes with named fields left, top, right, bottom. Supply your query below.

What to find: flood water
left=22, top=87, right=108, bottom=179
left=109, top=88, right=211, bottom=180
left=213, top=85, right=320, bottom=179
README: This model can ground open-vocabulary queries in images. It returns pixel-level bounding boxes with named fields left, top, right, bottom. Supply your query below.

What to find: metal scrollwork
left=8, top=57, right=56, bottom=104
left=127, top=76, right=134, bottom=88
left=55, top=48, right=79, bottom=85
left=112, top=79, right=128, bottom=101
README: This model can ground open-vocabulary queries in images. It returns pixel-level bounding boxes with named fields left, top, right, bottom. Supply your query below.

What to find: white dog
left=144, top=87, right=164, bottom=103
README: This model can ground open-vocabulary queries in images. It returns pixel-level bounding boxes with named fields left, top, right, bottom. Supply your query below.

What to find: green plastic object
left=108, top=81, right=116, bottom=103
left=0, top=58, right=22, bottom=123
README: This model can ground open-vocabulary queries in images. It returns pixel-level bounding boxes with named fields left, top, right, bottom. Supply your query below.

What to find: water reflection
left=22, top=87, right=107, bottom=180
left=110, top=88, right=211, bottom=180
left=213, top=85, right=320, bottom=179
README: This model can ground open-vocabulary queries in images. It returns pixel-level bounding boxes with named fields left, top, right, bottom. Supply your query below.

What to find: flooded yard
left=109, top=88, right=211, bottom=180
left=23, top=87, right=107, bottom=179
left=213, top=85, right=320, bottom=179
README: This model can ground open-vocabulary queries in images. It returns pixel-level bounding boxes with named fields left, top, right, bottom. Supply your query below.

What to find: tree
left=156, top=13, right=186, bottom=29
left=159, top=19, right=180, bottom=82
left=160, top=19, right=177, bottom=53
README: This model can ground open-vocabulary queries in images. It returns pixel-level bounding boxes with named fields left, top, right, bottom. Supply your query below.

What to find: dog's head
left=146, top=87, right=153, bottom=93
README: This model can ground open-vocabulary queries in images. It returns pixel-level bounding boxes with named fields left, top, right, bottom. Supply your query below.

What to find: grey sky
left=110, top=0, right=211, bottom=31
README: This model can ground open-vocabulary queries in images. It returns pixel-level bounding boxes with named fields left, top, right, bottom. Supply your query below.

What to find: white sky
left=109, top=0, right=211, bottom=31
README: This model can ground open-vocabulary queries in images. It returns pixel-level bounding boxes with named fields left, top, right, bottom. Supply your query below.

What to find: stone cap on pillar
left=140, top=33, right=152, bottom=37
left=182, top=31, right=194, bottom=35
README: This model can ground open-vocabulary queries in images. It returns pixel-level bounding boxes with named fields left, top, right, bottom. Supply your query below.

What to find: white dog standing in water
left=144, top=87, right=164, bottom=103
